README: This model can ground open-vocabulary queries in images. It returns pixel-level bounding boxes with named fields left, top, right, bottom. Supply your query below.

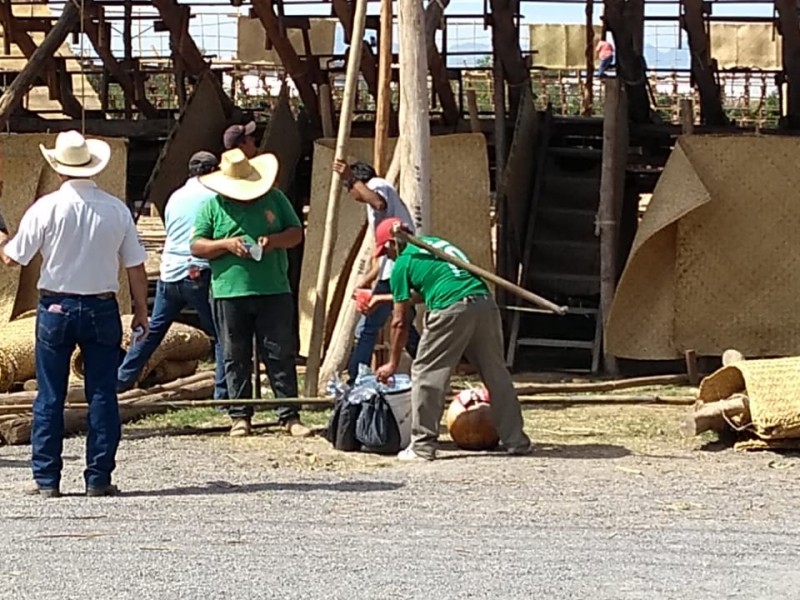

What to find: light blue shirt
left=159, top=177, right=216, bottom=282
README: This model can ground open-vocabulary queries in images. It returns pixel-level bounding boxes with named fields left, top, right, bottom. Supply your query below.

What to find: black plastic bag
left=324, top=391, right=362, bottom=452
left=355, top=390, right=402, bottom=455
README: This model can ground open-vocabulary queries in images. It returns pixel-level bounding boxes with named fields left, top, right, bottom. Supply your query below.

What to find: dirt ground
left=3, top=395, right=800, bottom=599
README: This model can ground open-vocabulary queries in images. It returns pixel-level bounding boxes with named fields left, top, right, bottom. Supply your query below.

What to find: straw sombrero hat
left=199, top=149, right=279, bottom=202
left=39, top=130, right=111, bottom=178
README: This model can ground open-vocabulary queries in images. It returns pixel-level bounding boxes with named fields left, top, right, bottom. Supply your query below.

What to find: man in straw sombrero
left=191, top=148, right=310, bottom=438
left=0, top=130, right=149, bottom=497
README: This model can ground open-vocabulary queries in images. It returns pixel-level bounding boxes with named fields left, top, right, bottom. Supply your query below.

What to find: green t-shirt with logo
left=390, top=235, right=489, bottom=311
left=192, top=189, right=302, bottom=299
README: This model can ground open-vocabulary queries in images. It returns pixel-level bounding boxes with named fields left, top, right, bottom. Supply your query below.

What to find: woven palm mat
left=71, top=320, right=210, bottom=383
left=606, top=135, right=800, bottom=359
left=298, top=133, right=494, bottom=358
left=699, top=356, right=800, bottom=441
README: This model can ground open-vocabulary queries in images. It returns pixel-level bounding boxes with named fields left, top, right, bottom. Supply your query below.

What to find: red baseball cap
left=374, top=217, right=406, bottom=258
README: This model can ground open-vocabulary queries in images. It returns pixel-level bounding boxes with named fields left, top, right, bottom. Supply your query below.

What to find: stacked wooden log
left=681, top=349, right=751, bottom=437
left=0, top=372, right=215, bottom=445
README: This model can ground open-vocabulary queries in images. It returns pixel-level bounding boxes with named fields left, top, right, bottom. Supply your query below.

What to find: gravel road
left=2, top=422, right=800, bottom=600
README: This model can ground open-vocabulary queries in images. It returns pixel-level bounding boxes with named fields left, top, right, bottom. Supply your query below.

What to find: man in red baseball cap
left=374, top=218, right=531, bottom=461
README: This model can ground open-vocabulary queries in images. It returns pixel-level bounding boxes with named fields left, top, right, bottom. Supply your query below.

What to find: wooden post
left=375, top=0, right=393, bottom=174
left=776, top=0, right=800, bottom=128
left=466, top=89, right=481, bottom=132
left=304, top=0, right=369, bottom=398
left=399, top=0, right=432, bottom=233
left=598, top=78, right=628, bottom=375
left=582, top=0, right=595, bottom=117
left=684, top=349, right=699, bottom=385
left=318, top=83, right=335, bottom=138
left=123, top=0, right=134, bottom=119
left=680, top=98, right=695, bottom=134
left=0, top=1, right=80, bottom=129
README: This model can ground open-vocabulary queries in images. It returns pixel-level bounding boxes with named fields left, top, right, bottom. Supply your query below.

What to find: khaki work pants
left=409, top=295, right=531, bottom=458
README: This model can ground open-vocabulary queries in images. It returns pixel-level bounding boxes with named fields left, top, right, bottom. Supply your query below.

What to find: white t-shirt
left=365, top=177, right=415, bottom=281
left=4, top=179, right=147, bottom=295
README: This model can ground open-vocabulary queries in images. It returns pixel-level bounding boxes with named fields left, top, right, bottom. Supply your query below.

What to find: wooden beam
left=399, top=0, right=432, bottom=233
left=681, top=0, right=729, bottom=126
left=0, top=1, right=80, bottom=129
left=318, top=82, right=334, bottom=137
left=598, top=78, right=629, bottom=375
left=423, top=0, right=460, bottom=126
left=150, top=0, right=208, bottom=76
left=304, top=0, right=370, bottom=398
left=375, top=0, right=393, bottom=174
left=489, top=0, right=530, bottom=122
left=582, top=0, right=595, bottom=116
left=331, top=0, right=381, bottom=101
left=6, top=116, right=173, bottom=137
left=776, top=0, right=800, bottom=128
left=251, top=0, right=320, bottom=127
left=0, top=6, right=83, bottom=118
left=82, top=3, right=159, bottom=118
left=680, top=98, right=695, bottom=133
left=602, top=0, right=651, bottom=123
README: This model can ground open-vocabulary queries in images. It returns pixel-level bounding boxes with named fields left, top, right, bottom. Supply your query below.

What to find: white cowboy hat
left=199, top=148, right=279, bottom=202
left=39, top=130, right=111, bottom=178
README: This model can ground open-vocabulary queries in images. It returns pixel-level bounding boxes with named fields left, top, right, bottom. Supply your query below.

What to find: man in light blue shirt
left=117, top=151, right=227, bottom=398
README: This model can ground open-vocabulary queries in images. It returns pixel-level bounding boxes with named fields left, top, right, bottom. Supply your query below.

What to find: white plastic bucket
left=384, top=388, right=412, bottom=449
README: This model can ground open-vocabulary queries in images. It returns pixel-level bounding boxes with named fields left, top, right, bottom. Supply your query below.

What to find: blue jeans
left=33, top=294, right=123, bottom=489
left=598, top=55, right=614, bottom=77
left=213, top=293, right=299, bottom=422
left=347, top=279, right=420, bottom=382
left=116, top=271, right=227, bottom=399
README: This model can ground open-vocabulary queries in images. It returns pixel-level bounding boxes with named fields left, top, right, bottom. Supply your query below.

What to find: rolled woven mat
left=148, top=360, right=199, bottom=385
left=699, top=356, right=800, bottom=440
left=70, top=319, right=211, bottom=383
left=0, top=316, right=37, bottom=392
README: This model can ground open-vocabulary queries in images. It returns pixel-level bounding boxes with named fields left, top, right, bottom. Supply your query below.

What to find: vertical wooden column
left=318, top=83, right=335, bottom=137
left=582, top=0, right=595, bottom=117
left=493, top=50, right=508, bottom=307
left=399, top=0, right=431, bottom=233
left=375, top=0, right=393, bottom=174
left=123, top=0, right=134, bottom=118
left=680, top=98, right=695, bottom=134
left=598, top=78, right=628, bottom=375
left=304, top=0, right=370, bottom=397
left=776, top=0, right=800, bottom=128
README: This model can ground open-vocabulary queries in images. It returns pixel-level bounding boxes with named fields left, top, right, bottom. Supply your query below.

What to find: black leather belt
left=40, top=289, right=115, bottom=300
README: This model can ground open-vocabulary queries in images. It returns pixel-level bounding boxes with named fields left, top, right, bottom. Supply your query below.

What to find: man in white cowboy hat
left=0, top=130, right=149, bottom=497
left=191, top=148, right=310, bottom=438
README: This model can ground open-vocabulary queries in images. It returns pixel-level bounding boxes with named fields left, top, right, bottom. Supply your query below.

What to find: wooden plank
left=680, top=98, right=695, bottom=134
left=304, top=0, right=369, bottom=398
left=331, top=0, right=381, bottom=102
left=150, top=0, right=208, bottom=76
left=0, top=2, right=80, bottom=129
left=776, top=0, right=800, bottom=128
left=7, top=116, right=171, bottom=137
left=598, top=78, right=629, bottom=375
left=582, top=0, right=595, bottom=116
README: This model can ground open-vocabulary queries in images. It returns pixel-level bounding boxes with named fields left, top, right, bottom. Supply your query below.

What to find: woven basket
left=0, top=315, right=37, bottom=391
left=699, top=356, right=800, bottom=440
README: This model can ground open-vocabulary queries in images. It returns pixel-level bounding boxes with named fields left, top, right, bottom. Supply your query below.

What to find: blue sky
left=84, top=0, right=775, bottom=69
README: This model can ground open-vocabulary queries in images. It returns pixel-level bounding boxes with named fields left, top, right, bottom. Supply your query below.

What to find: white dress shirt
left=4, top=179, right=146, bottom=294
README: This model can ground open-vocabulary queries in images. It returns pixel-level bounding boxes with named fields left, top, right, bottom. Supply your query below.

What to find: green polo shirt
left=192, top=189, right=302, bottom=299
left=390, top=235, right=489, bottom=311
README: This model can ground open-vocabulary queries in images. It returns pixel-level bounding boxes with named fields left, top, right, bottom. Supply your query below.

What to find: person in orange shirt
left=596, top=38, right=615, bottom=78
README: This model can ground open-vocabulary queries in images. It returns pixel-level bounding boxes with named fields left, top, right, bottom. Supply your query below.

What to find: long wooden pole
left=375, top=0, right=393, bottom=174
left=399, top=0, right=431, bottom=233
left=304, top=0, right=370, bottom=398
left=0, top=0, right=80, bottom=129
left=393, top=226, right=567, bottom=314
left=598, top=77, right=629, bottom=375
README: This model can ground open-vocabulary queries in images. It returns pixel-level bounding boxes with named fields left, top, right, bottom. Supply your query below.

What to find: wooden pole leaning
left=391, top=225, right=568, bottom=315
left=304, top=0, right=370, bottom=398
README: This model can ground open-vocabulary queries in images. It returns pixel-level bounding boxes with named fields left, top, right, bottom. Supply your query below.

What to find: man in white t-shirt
left=0, top=130, right=148, bottom=498
left=333, top=159, right=421, bottom=382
